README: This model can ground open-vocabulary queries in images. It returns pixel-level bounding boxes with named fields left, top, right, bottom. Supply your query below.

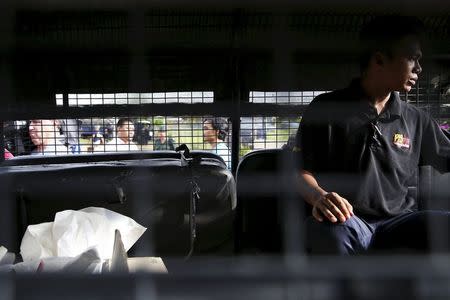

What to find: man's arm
left=295, top=95, right=353, bottom=223
left=298, top=170, right=353, bottom=223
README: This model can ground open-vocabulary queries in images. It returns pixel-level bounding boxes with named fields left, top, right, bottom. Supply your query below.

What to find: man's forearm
left=297, top=170, right=327, bottom=206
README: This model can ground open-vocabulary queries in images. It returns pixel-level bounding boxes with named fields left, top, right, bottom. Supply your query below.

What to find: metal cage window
left=55, top=91, right=214, bottom=107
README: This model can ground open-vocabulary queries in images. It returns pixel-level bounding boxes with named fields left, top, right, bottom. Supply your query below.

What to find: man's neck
left=360, top=75, right=391, bottom=115
left=209, top=140, right=218, bottom=149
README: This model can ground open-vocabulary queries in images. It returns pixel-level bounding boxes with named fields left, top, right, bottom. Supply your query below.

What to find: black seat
left=418, top=165, right=450, bottom=211
left=0, top=151, right=236, bottom=258
left=235, top=149, right=302, bottom=254
left=235, top=151, right=450, bottom=255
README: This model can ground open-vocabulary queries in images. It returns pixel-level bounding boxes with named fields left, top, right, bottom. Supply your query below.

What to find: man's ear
left=373, top=52, right=385, bottom=67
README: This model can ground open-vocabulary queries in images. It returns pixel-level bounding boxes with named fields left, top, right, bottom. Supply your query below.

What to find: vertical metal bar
left=0, top=3, right=18, bottom=265
left=63, top=93, right=69, bottom=108
left=231, top=59, right=242, bottom=173
left=0, top=3, right=14, bottom=162
left=127, top=9, right=154, bottom=257
left=230, top=9, right=244, bottom=175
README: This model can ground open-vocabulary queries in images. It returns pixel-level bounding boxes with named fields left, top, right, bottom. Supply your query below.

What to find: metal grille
left=5, top=76, right=450, bottom=164
left=56, top=92, right=214, bottom=106
left=240, top=116, right=300, bottom=157
left=249, top=91, right=328, bottom=105
left=3, top=115, right=232, bottom=167
left=240, top=90, right=328, bottom=157
left=402, top=68, right=450, bottom=123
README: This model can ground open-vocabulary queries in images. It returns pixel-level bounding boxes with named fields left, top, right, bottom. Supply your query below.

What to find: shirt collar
left=348, top=78, right=402, bottom=120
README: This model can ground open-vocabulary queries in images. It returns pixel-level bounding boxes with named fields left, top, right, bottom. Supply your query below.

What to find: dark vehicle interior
left=0, top=0, right=449, bottom=299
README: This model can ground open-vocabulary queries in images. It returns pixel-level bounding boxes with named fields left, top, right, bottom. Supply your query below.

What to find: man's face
left=382, top=35, right=423, bottom=93
left=117, top=121, right=135, bottom=142
left=157, top=131, right=166, bottom=140
left=29, top=119, right=56, bottom=147
left=203, top=121, right=217, bottom=144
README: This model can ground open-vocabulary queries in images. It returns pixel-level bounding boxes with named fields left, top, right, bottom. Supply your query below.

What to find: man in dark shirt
left=296, top=16, right=450, bottom=254
left=154, top=126, right=175, bottom=151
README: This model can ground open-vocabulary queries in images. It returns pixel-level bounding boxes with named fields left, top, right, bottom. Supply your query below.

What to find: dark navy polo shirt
left=296, top=79, right=450, bottom=217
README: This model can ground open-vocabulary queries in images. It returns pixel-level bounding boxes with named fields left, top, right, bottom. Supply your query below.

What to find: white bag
left=20, top=207, right=147, bottom=262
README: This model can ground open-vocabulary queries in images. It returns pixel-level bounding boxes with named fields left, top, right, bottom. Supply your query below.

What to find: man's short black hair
left=359, top=15, right=425, bottom=71
left=203, top=117, right=229, bottom=141
left=116, top=118, right=134, bottom=128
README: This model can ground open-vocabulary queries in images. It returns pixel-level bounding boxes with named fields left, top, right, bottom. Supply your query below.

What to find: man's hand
left=312, top=192, right=353, bottom=223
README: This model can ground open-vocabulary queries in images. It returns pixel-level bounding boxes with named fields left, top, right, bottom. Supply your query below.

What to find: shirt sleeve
left=420, top=114, right=450, bottom=173
left=295, top=98, right=330, bottom=173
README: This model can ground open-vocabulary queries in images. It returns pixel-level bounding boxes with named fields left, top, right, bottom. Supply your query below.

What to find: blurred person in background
left=154, top=125, right=175, bottom=150
left=61, top=119, right=81, bottom=154
left=105, top=118, right=138, bottom=152
left=29, top=119, right=68, bottom=155
left=203, top=117, right=231, bottom=168
left=3, top=125, right=15, bottom=159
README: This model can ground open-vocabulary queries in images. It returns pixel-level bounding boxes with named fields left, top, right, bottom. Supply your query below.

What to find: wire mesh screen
left=240, top=90, right=329, bottom=157
left=56, top=92, right=214, bottom=106
left=249, top=91, right=328, bottom=105
left=3, top=120, right=71, bottom=156
left=401, top=68, right=450, bottom=125
left=3, top=116, right=232, bottom=167
left=4, top=69, right=450, bottom=167
left=0, top=11, right=449, bottom=300
left=240, top=116, right=300, bottom=157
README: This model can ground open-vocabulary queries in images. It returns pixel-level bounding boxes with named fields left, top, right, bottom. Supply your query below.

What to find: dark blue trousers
left=305, top=210, right=450, bottom=254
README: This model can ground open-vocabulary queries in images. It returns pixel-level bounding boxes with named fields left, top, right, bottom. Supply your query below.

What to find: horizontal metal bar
left=2, top=0, right=449, bottom=11
left=0, top=103, right=307, bottom=120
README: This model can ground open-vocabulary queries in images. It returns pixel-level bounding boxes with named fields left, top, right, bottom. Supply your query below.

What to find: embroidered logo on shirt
left=393, top=133, right=410, bottom=149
